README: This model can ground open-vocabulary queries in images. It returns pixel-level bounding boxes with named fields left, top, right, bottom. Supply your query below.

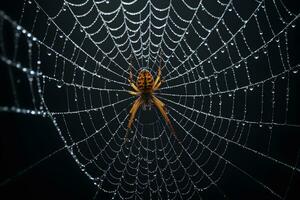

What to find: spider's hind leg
left=125, top=97, right=143, bottom=142
left=151, top=95, right=178, bottom=140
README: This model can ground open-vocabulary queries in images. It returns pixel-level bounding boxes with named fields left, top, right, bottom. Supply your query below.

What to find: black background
left=1, top=0, right=300, bottom=200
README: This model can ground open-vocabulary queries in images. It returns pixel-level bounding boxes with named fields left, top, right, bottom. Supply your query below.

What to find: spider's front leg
left=153, top=51, right=164, bottom=91
left=153, top=67, right=162, bottom=91
left=128, top=58, right=140, bottom=95
left=128, top=79, right=140, bottom=95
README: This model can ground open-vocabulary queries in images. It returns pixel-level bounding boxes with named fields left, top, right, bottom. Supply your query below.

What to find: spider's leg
left=153, top=50, right=163, bottom=89
left=153, top=67, right=161, bottom=90
left=129, top=56, right=133, bottom=82
left=151, top=95, right=177, bottom=139
left=129, top=90, right=139, bottom=96
left=128, top=54, right=140, bottom=93
left=126, top=97, right=143, bottom=140
left=129, top=81, right=140, bottom=92
left=153, top=80, right=162, bottom=91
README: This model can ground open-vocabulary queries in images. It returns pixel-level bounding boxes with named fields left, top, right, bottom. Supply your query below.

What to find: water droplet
left=37, top=60, right=41, bottom=65
left=106, top=0, right=109, bottom=3
left=47, top=52, right=52, bottom=56
left=235, top=64, right=240, bottom=69
left=259, top=124, right=263, bottom=128
left=28, top=0, right=32, bottom=4
left=230, top=42, right=234, bottom=46
left=221, top=49, right=225, bottom=53
left=228, top=93, right=232, bottom=97
left=59, top=35, right=63, bottom=38
left=249, top=87, right=254, bottom=91
left=28, top=76, right=34, bottom=82
left=291, top=24, right=296, bottom=28
left=57, top=80, right=64, bottom=88
left=16, top=25, right=21, bottom=30
left=228, top=8, right=232, bottom=12
left=254, top=55, right=259, bottom=59
left=292, top=70, right=298, bottom=74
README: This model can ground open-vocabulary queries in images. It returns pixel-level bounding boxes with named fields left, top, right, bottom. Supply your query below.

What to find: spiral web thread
left=0, top=0, right=300, bottom=199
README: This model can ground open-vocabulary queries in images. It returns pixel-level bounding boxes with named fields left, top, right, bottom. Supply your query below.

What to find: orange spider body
left=137, top=70, right=154, bottom=105
left=126, top=65, right=176, bottom=141
left=137, top=70, right=154, bottom=91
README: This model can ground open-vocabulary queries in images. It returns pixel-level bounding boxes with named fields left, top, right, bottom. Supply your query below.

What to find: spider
left=126, top=58, right=176, bottom=141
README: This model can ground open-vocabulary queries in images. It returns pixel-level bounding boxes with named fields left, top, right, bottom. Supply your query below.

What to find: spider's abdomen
left=137, top=70, right=154, bottom=92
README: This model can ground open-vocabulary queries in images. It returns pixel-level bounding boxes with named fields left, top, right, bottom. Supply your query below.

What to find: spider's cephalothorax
left=126, top=64, right=176, bottom=141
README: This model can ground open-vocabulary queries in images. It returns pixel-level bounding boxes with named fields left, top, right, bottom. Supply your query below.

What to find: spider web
left=0, top=0, right=300, bottom=199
